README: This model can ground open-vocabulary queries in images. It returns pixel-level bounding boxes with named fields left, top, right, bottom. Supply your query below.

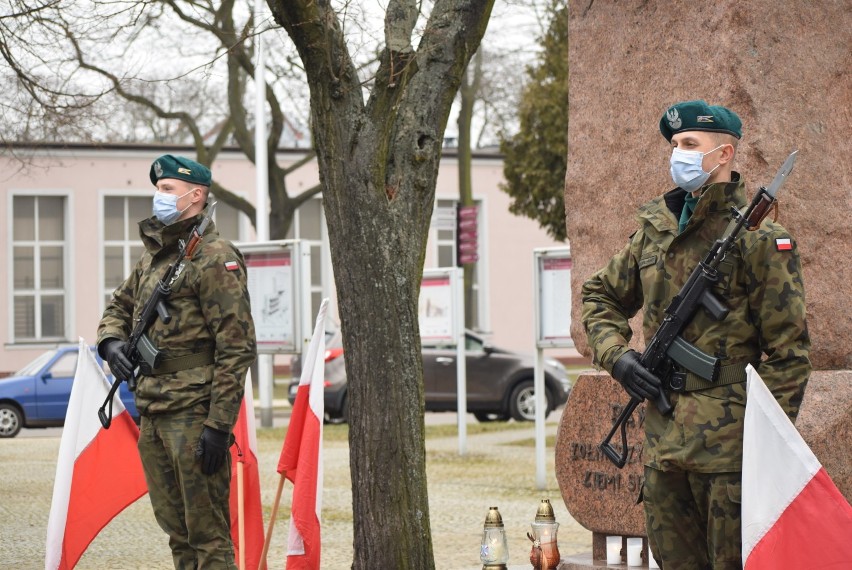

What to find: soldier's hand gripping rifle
left=599, top=152, right=798, bottom=468
left=98, top=203, right=218, bottom=428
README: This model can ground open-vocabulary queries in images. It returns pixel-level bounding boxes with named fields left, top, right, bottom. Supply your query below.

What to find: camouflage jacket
left=98, top=208, right=257, bottom=433
left=581, top=176, right=811, bottom=472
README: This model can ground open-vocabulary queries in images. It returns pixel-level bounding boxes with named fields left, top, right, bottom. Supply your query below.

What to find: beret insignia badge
left=697, top=115, right=715, bottom=123
left=177, top=167, right=192, bottom=175
left=666, top=108, right=682, bottom=129
left=154, top=161, right=163, bottom=178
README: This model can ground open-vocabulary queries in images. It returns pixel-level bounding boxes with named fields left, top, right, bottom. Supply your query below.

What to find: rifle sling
left=139, top=349, right=215, bottom=376
left=674, top=361, right=750, bottom=392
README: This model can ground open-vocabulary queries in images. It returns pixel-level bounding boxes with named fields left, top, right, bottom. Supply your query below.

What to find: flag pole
left=237, top=460, right=246, bottom=570
left=260, top=472, right=287, bottom=566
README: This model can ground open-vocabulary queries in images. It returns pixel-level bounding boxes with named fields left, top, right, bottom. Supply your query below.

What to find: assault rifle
left=98, top=203, right=217, bottom=428
left=599, top=152, right=798, bottom=468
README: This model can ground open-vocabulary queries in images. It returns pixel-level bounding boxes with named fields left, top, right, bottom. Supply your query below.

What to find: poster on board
left=244, top=248, right=297, bottom=353
left=419, top=270, right=459, bottom=345
left=535, top=248, right=573, bottom=348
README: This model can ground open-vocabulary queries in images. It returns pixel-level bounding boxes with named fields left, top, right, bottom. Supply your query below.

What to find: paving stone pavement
left=0, top=409, right=592, bottom=569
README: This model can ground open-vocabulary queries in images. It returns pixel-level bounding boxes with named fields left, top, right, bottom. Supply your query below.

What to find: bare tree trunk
left=457, top=48, right=483, bottom=329
left=325, top=148, right=436, bottom=566
left=270, top=1, right=495, bottom=567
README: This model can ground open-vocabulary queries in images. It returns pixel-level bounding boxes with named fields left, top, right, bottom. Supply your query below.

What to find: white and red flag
left=742, top=364, right=852, bottom=569
left=45, top=339, right=148, bottom=570
left=277, top=299, right=328, bottom=569
left=230, top=370, right=266, bottom=570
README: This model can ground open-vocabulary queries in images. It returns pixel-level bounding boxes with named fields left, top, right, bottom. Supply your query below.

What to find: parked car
left=288, top=324, right=571, bottom=424
left=0, top=345, right=139, bottom=438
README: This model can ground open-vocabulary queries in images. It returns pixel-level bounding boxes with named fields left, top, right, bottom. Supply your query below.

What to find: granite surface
left=563, top=0, right=852, bottom=370
left=555, top=370, right=852, bottom=543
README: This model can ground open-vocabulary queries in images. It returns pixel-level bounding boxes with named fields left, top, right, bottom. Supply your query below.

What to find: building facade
left=0, top=143, right=576, bottom=375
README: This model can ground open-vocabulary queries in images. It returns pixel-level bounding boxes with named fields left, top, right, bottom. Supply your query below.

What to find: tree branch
left=398, top=0, right=495, bottom=146
left=281, top=150, right=316, bottom=176
left=291, top=182, right=323, bottom=207
left=210, top=179, right=256, bottom=224
left=226, top=49, right=254, bottom=162
left=207, top=116, right=234, bottom=157
left=66, top=31, right=206, bottom=147
left=364, top=0, right=419, bottom=136
left=269, top=1, right=361, bottom=109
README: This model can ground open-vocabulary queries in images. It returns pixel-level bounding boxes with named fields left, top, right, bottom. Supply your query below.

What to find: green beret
left=659, top=100, right=742, bottom=142
left=149, top=154, right=212, bottom=187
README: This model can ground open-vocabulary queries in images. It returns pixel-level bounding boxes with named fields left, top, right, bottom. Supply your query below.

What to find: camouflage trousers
left=643, top=466, right=742, bottom=570
left=138, top=406, right=236, bottom=569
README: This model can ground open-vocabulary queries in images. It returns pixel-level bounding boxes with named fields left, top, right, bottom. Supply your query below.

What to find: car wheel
left=473, top=411, right=510, bottom=423
left=508, top=380, right=551, bottom=422
left=0, top=403, right=23, bottom=438
left=325, top=395, right=350, bottom=425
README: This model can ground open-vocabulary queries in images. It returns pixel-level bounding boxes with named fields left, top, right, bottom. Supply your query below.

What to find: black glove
left=100, top=339, right=135, bottom=381
left=611, top=350, right=663, bottom=401
left=196, top=427, right=230, bottom=476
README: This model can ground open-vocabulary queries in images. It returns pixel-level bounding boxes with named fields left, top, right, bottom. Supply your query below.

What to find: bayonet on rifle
left=764, top=150, right=798, bottom=198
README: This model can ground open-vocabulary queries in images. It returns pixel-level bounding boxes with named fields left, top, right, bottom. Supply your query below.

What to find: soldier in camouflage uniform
left=98, top=155, right=257, bottom=569
left=581, top=101, right=811, bottom=569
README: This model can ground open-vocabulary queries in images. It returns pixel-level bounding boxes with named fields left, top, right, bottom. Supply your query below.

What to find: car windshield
left=14, top=349, right=59, bottom=376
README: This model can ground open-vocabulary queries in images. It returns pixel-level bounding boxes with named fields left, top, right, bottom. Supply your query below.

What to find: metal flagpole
left=254, top=0, right=274, bottom=428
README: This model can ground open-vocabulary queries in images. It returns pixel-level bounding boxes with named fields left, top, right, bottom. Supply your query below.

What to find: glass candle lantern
left=529, top=499, right=560, bottom=570
left=480, top=506, right=509, bottom=570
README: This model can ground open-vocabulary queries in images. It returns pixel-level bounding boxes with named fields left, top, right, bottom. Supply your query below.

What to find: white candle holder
left=605, top=535, right=621, bottom=565
left=626, top=537, right=643, bottom=566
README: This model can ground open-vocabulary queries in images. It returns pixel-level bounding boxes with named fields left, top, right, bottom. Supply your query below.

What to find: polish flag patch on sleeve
left=224, top=260, right=240, bottom=271
left=775, top=238, right=793, bottom=251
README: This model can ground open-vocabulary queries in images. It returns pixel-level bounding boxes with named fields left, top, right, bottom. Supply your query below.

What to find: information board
left=419, top=270, right=459, bottom=344
left=420, top=267, right=467, bottom=455
left=238, top=240, right=305, bottom=354
left=534, top=247, right=573, bottom=348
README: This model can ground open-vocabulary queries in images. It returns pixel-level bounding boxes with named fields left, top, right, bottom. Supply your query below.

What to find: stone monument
left=556, top=1, right=851, bottom=568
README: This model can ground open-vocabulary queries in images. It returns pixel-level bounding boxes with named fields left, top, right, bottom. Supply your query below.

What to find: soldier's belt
left=667, top=361, right=751, bottom=392
left=139, top=349, right=215, bottom=376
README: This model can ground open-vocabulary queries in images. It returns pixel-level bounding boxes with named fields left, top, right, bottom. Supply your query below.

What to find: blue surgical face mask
left=670, top=144, right=723, bottom=192
left=152, top=190, right=192, bottom=225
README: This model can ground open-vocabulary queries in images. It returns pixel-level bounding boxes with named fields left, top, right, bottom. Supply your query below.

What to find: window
left=465, top=334, right=485, bottom=352
left=430, top=198, right=485, bottom=331
left=11, top=195, right=68, bottom=342
left=103, top=196, right=148, bottom=307
left=209, top=194, right=244, bottom=242
left=102, top=194, right=246, bottom=308
left=49, top=351, right=78, bottom=378
left=434, top=199, right=457, bottom=268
